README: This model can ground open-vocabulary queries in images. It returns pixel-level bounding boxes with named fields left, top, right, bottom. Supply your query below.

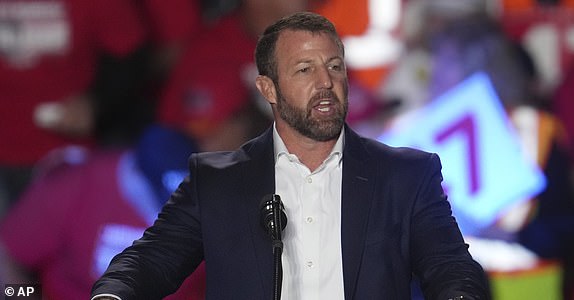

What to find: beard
left=275, top=85, right=348, bottom=142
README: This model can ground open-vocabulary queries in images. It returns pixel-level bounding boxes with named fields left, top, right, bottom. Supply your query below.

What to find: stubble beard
left=275, top=85, right=348, bottom=142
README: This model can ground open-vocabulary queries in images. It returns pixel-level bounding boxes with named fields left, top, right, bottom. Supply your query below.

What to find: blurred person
left=498, top=0, right=574, bottom=99
left=551, top=69, right=574, bottom=300
left=156, top=0, right=308, bottom=152
left=516, top=51, right=574, bottom=300
left=428, top=15, right=574, bottom=299
left=427, top=16, right=527, bottom=107
left=92, top=12, right=490, bottom=299
left=0, top=0, right=148, bottom=217
left=0, top=124, right=206, bottom=300
left=552, top=65, right=574, bottom=164
left=135, top=0, right=204, bottom=91
left=352, top=0, right=490, bottom=137
left=121, top=0, right=205, bottom=142
left=390, top=0, right=489, bottom=112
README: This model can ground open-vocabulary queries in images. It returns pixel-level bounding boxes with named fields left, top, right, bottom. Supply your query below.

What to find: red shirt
left=142, top=0, right=201, bottom=46
left=0, top=0, right=146, bottom=165
left=157, top=13, right=257, bottom=139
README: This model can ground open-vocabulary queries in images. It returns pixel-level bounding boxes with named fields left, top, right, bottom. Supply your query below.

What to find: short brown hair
left=254, top=12, right=344, bottom=83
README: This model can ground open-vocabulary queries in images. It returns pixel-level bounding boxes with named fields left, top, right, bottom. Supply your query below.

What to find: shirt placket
left=299, top=166, right=325, bottom=298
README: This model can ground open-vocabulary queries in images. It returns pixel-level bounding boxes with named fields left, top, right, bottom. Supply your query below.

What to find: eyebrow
left=294, top=56, right=344, bottom=65
left=327, top=56, right=344, bottom=63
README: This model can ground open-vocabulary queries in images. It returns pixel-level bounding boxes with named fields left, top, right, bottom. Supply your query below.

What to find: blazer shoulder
left=190, top=127, right=273, bottom=170
left=357, top=135, right=439, bottom=166
left=192, top=150, right=248, bottom=170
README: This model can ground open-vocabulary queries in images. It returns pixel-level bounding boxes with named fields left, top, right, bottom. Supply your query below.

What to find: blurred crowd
left=0, top=0, right=573, bottom=299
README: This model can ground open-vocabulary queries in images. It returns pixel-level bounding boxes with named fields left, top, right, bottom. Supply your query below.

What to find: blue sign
left=378, top=72, right=546, bottom=235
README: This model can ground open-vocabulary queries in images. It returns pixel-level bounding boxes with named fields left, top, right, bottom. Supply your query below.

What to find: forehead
left=274, top=29, right=341, bottom=62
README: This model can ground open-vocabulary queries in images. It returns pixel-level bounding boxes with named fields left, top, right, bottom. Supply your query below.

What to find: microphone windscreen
left=260, top=194, right=287, bottom=238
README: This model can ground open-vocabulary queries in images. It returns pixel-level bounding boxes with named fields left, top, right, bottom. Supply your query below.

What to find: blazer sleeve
left=91, top=154, right=204, bottom=300
left=411, top=153, right=491, bottom=300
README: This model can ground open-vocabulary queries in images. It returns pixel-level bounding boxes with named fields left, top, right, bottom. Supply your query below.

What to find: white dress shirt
left=273, top=124, right=345, bottom=300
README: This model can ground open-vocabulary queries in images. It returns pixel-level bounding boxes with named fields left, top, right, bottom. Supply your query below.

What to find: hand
left=34, top=94, right=95, bottom=138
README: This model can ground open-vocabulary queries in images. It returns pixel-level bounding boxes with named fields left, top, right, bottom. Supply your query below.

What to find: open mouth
left=315, top=100, right=334, bottom=112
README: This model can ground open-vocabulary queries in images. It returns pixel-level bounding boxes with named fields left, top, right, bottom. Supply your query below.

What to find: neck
left=276, top=122, right=339, bottom=172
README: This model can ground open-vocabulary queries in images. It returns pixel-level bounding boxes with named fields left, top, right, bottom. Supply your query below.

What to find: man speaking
left=92, top=12, right=490, bottom=300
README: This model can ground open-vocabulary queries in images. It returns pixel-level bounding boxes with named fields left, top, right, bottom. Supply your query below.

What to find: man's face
left=272, top=30, right=348, bottom=141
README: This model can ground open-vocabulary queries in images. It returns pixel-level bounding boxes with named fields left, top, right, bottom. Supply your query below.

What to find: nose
left=315, top=66, right=333, bottom=89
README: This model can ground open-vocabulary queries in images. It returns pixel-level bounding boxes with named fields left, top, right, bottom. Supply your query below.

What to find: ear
left=255, top=75, right=278, bottom=104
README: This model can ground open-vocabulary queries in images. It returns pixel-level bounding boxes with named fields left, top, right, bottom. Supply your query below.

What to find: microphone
left=260, top=194, right=287, bottom=300
left=260, top=194, right=287, bottom=241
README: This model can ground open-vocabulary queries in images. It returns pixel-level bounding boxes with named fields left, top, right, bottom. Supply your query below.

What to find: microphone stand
left=261, top=194, right=287, bottom=300
left=271, top=199, right=284, bottom=300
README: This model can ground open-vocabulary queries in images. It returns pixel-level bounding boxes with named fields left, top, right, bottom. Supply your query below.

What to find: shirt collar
left=272, top=123, right=344, bottom=166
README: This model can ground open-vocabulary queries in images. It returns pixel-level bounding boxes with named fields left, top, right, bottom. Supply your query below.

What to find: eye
left=328, top=62, right=344, bottom=72
left=298, top=67, right=310, bottom=73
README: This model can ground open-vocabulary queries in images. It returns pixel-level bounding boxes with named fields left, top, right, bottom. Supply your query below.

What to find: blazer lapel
left=239, top=128, right=277, bottom=299
left=341, top=126, right=374, bottom=299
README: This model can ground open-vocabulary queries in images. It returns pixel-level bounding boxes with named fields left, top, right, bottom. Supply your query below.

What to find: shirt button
left=306, top=177, right=312, bottom=183
left=306, top=260, right=314, bottom=268
left=306, top=216, right=314, bottom=223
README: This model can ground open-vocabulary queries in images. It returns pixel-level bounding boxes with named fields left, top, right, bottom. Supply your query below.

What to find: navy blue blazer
left=92, top=125, right=490, bottom=299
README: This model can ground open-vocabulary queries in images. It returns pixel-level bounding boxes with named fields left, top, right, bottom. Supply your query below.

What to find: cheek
left=334, top=79, right=349, bottom=99
left=279, top=80, right=311, bottom=106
